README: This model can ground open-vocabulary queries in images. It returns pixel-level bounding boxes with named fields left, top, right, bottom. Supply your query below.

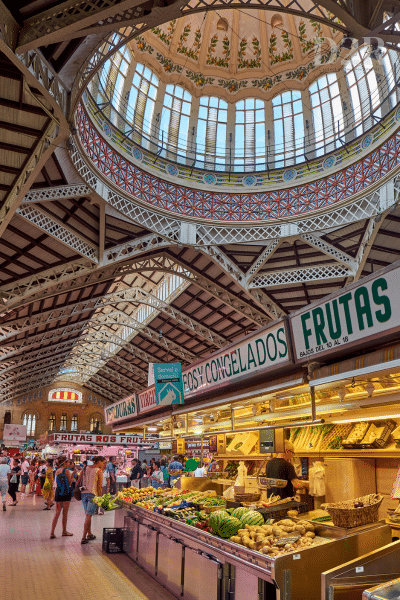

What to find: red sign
left=138, top=387, right=157, bottom=413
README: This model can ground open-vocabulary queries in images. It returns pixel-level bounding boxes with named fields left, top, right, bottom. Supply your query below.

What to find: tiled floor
left=0, top=491, right=176, bottom=600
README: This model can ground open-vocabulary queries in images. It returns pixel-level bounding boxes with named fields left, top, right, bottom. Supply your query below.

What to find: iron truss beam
left=22, top=184, right=93, bottom=204
left=0, top=252, right=270, bottom=327
left=0, top=286, right=225, bottom=348
left=16, top=204, right=98, bottom=263
left=14, top=0, right=352, bottom=54
left=298, top=233, right=357, bottom=270
left=0, top=120, right=58, bottom=238
left=245, top=240, right=282, bottom=280
left=0, top=312, right=194, bottom=364
left=249, top=264, right=353, bottom=288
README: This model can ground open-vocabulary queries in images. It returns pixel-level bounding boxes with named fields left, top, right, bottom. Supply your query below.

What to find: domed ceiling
left=129, top=5, right=343, bottom=99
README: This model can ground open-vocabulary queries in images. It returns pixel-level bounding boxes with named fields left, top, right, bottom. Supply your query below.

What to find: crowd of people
left=0, top=451, right=214, bottom=543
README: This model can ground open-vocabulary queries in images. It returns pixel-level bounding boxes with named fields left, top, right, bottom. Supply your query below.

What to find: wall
left=0, top=380, right=112, bottom=443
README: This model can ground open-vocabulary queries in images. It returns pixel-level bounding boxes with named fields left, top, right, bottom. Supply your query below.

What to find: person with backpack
left=50, top=457, right=74, bottom=539
left=160, top=460, right=170, bottom=488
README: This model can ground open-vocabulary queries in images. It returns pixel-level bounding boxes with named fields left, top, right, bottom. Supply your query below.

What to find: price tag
left=293, top=554, right=301, bottom=560
left=355, top=566, right=364, bottom=573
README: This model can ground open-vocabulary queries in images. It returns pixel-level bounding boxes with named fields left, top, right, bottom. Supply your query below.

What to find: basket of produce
left=359, top=420, right=397, bottom=449
left=234, top=492, right=261, bottom=503
left=322, top=494, right=383, bottom=528
left=342, top=422, right=370, bottom=448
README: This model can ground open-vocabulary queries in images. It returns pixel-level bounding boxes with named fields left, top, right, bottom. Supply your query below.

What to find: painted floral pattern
left=238, top=37, right=261, bottom=69
left=269, top=30, right=294, bottom=64
left=151, top=20, right=176, bottom=46
left=177, top=24, right=202, bottom=60
left=186, top=70, right=214, bottom=87
left=156, top=53, right=182, bottom=73
left=206, top=34, right=230, bottom=68
left=298, top=19, right=323, bottom=54
left=135, top=36, right=154, bottom=54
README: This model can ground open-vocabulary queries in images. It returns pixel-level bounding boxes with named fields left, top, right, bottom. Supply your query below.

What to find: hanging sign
left=154, top=363, right=184, bottom=406
left=48, top=432, right=149, bottom=445
left=291, top=264, right=399, bottom=361
left=182, top=321, right=288, bottom=398
left=138, top=387, right=157, bottom=413
left=104, top=394, right=138, bottom=425
left=3, top=424, right=27, bottom=442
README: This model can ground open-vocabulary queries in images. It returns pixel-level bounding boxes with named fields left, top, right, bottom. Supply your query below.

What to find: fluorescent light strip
left=332, top=413, right=400, bottom=424
left=311, top=359, right=400, bottom=387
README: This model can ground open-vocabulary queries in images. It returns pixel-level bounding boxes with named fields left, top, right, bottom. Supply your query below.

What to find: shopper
left=8, top=458, right=21, bottom=506
left=38, top=460, right=47, bottom=494
left=20, top=457, right=30, bottom=497
left=265, top=440, right=309, bottom=499
left=28, top=459, right=37, bottom=494
left=129, top=459, right=142, bottom=489
left=0, top=457, right=11, bottom=511
left=106, top=457, right=116, bottom=495
left=42, top=458, right=55, bottom=510
left=79, top=455, right=105, bottom=544
left=50, top=457, right=74, bottom=538
left=160, top=460, right=170, bottom=487
left=151, top=461, right=163, bottom=489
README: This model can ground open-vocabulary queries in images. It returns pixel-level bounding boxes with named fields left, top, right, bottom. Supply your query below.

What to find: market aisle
left=0, top=493, right=176, bottom=600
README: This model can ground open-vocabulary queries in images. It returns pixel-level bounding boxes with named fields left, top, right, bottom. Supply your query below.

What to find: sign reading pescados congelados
left=291, top=267, right=399, bottom=360
left=182, top=321, right=288, bottom=397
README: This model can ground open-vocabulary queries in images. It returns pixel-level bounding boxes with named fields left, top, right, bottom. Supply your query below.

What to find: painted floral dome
left=131, top=8, right=343, bottom=99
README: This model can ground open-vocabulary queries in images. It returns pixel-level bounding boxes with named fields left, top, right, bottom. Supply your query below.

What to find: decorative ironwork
left=22, top=184, right=93, bottom=204
left=250, top=264, right=353, bottom=287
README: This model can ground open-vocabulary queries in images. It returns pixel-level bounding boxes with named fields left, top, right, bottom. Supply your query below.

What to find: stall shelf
left=114, top=502, right=392, bottom=600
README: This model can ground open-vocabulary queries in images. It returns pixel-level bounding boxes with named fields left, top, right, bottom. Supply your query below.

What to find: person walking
left=0, top=457, right=11, bottom=511
left=79, top=456, right=105, bottom=544
left=42, top=458, right=55, bottom=510
left=106, top=457, right=116, bottom=495
left=20, top=457, right=30, bottom=497
left=8, top=458, right=21, bottom=506
left=50, top=457, right=74, bottom=538
left=28, top=459, right=37, bottom=495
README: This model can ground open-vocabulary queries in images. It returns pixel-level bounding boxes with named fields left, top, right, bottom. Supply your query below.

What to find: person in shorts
left=79, top=456, right=105, bottom=544
left=20, top=458, right=30, bottom=496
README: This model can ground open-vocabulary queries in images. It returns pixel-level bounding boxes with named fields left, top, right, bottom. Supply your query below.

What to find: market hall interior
left=4, top=0, right=400, bottom=599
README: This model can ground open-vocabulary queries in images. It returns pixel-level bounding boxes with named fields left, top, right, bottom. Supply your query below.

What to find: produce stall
left=105, top=486, right=392, bottom=600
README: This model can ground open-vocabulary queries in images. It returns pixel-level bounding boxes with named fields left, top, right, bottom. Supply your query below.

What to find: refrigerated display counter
left=363, top=577, right=400, bottom=600
left=114, top=504, right=392, bottom=600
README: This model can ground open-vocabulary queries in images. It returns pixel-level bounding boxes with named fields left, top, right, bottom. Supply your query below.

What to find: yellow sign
left=176, top=438, right=185, bottom=454
left=217, top=434, right=226, bottom=454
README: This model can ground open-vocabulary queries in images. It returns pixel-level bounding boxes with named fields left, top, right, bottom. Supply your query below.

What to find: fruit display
left=361, top=423, right=385, bottom=444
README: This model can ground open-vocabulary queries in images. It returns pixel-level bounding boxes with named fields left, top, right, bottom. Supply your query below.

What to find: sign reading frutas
left=182, top=322, right=288, bottom=397
left=104, top=394, right=137, bottom=425
left=154, top=363, right=184, bottom=406
left=48, top=433, right=149, bottom=445
left=291, top=270, right=396, bottom=360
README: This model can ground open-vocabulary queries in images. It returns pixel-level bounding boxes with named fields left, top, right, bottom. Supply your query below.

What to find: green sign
left=182, top=322, right=288, bottom=397
left=154, top=362, right=184, bottom=406
left=104, top=393, right=137, bottom=425
left=291, top=269, right=398, bottom=360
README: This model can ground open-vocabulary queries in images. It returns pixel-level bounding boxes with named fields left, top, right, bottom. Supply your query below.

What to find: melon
left=208, top=510, right=229, bottom=533
left=218, top=517, right=241, bottom=539
left=231, top=506, right=250, bottom=520
left=240, top=510, right=264, bottom=528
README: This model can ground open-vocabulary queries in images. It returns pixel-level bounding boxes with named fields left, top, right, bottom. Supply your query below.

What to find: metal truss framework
left=14, top=0, right=355, bottom=55
left=0, top=286, right=227, bottom=348
left=16, top=204, right=98, bottom=262
left=22, top=184, right=93, bottom=204
left=250, top=264, right=353, bottom=288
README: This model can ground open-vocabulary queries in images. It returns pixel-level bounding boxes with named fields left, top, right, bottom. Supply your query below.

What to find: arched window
left=159, top=84, right=192, bottom=160
left=60, top=414, right=67, bottom=432
left=22, top=412, right=36, bottom=437
left=344, top=48, right=381, bottom=137
left=49, top=413, right=56, bottom=431
left=235, top=98, right=266, bottom=172
left=4, top=411, right=11, bottom=425
left=309, top=73, right=344, bottom=157
left=272, top=90, right=304, bottom=168
left=196, top=96, right=228, bottom=169
left=90, top=414, right=103, bottom=434
left=126, top=63, right=159, bottom=143
left=71, top=414, right=78, bottom=432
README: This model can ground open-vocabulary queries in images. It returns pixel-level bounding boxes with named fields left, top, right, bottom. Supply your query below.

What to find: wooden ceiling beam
left=0, top=119, right=42, bottom=136
left=0, top=96, right=44, bottom=115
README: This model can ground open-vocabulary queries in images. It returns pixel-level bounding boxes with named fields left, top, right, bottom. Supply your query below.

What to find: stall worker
left=168, top=455, right=184, bottom=486
left=266, top=441, right=309, bottom=499
left=129, top=459, right=143, bottom=489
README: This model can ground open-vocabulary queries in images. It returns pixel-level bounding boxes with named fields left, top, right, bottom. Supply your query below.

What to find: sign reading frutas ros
left=182, top=322, right=288, bottom=397
left=291, top=270, right=396, bottom=360
left=104, top=394, right=137, bottom=425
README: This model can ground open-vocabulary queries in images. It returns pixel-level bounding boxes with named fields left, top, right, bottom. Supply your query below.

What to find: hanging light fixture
left=216, top=17, right=228, bottom=31
left=271, top=13, right=283, bottom=28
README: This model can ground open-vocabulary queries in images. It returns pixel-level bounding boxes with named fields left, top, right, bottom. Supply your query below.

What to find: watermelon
left=218, top=517, right=241, bottom=539
left=231, top=506, right=250, bottom=520
left=240, top=510, right=264, bottom=528
left=208, top=510, right=229, bottom=533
